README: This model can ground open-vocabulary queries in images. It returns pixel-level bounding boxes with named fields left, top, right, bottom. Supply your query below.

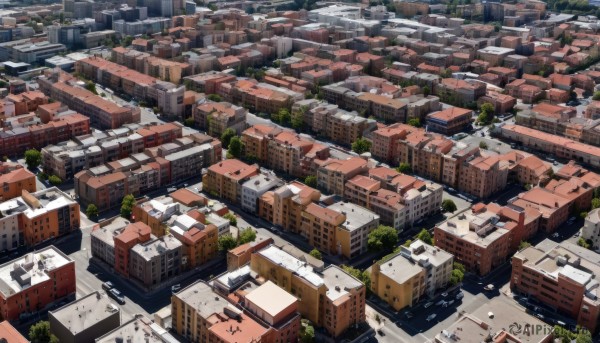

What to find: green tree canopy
left=218, top=234, right=237, bottom=251
left=86, top=204, right=99, bottom=218
left=223, top=212, right=237, bottom=226
left=304, top=175, right=317, bottom=188
left=238, top=227, right=257, bottom=245
left=396, top=162, right=412, bottom=174
left=351, top=137, right=372, bottom=154
left=593, top=91, right=600, bottom=101
left=221, top=128, right=236, bottom=149
left=367, top=225, right=398, bottom=251
left=120, top=194, right=135, bottom=219
left=519, top=241, right=531, bottom=250
left=227, top=136, right=244, bottom=158
left=24, top=149, right=42, bottom=170
left=48, top=175, right=62, bottom=186
left=309, top=248, right=322, bottom=260
left=299, top=320, right=315, bottom=343
left=441, top=199, right=457, bottom=213
left=592, top=198, right=600, bottom=209
left=408, top=118, right=421, bottom=127
left=416, top=228, right=433, bottom=245
left=479, top=141, right=488, bottom=149
left=29, top=321, right=59, bottom=343
left=207, top=94, right=222, bottom=102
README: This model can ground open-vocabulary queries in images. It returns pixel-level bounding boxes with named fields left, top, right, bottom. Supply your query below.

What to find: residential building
left=95, top=315, right=179, bottom=343
left=49, top=291, right=121, bottom=343
left=0, top=164, right=35, bottom=201
left=434, top=297, right=554, bottom=343
left=434, top=210, right=512, bottom=276
left=113, top=222, right=152, bottom=278
left=457, top=154, right=509, bottom=199
left=511, top=240, right=600, bottom=333
left=129, top=234, right=182, bottom=287
left=371, top=239, right=453, bottom=310
left=241, top=173, right=281, bottom=214
left=240, top=125, right=282, bottom=163
left=260, top=181, right=321, bottom=234
left=171, top=281, right=269, bottom=343
left=75, top=172, right=129, bottom=212
left=169, top=219, right=218, bottom=270
left=317, top=157, right=368, bottom=196
left=203, top=159, right=259, bottom=204
left=509, top=187, right=570, bottom=233
left=0, top=188, right=80, bottom=247
left=0, top=321, right=28, bottom=343
left=302, top=202, right=380, bottom=259
left=0, top=246, right=75, bottom=321
left=194, top=101, right=247, bottom=137
left=582, top=208, right=600, bottom=249
left=226, top=238, right=273, bottom=271
left=426, top=107, right=473, bottom=135
left=250, top=245, right=366, bottom=337
left=266, top=130, right=329, bottom=178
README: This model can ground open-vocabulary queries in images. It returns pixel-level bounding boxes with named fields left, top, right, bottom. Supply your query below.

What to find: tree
left=291, top=109, right=305, bottom=131
left=207, top=94, right=222, bottom=102
left=48, top=175, right=62, bottom=186
left=86, top=204, right=99, bottom=218
left=223, top=212, right=237, bottom=226
left=416, top=228, right=433, bottom=245
left=441, top=199, right=457, bottom=213
left=24, top=149, right=42, bottom=170
left=85, top=81, right=98, bottom=95
left=299, top=320, right=315, bottom=343
left=29, top=321, right=59, bottom=343
left=218, top=234, right=237, bottom=251
left=592, top=198, right=600, bottom=209
left=367, top=225, right=398, bottom=251
left=351, top=137, right=371, bottom=154
left=423, top=85, right=431, bottom=97
left=309, top=248, right=322, bottom=260
left=519, top=241, right=531, bottom=250
left=304, top=175, right=317, bottom=188
left=272, top=108, right=291, bottom=125
left=403, top=239, right=412, bottom=247
left=120, top=194, right=135, bottom=219
left=478, top=102, right=495, bottom=124
left=221, top=128, right=236, bottom=149
left=593, top=91, right=600, bottom=101
left=578, top=237, right=591, bottom=249
left=479, top=141, right=488, bottom=149
left=396, top=162, right=412, bottom=174
left=453, top=262, right=465, bottom=274
left=227, top=136, right=243, bottom=159
left=184, top=117, right=195, bottom=127
left=407, top=118, right=421, bottom=127
left=238, top=227, right=257, bottom=244
left=576, top=328, right=592, bottom=343
left=450, top=268, right=464, bottom=286
left=581, top=211, right=589, bottom=220
left=341, top=265, right=371, bottom=286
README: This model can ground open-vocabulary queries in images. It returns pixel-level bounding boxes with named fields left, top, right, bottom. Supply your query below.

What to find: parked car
left=426, top=314, right=437, bottom=322
left=424, top=302, right=434, bottom=309
left=405, top=312, right=414, bottom=319
left=101, top=281, right=114, bottom=291
left=171, top=284, right=181, bottom=294
left=441, top=292, right=448, bottom=297
left=484, top=284, right=495, bottom=291
left=436, top=300, right=446, bottom=306
left=456, top=292, right=464, bottom=300
left=109, top=288, right=125, bottom=304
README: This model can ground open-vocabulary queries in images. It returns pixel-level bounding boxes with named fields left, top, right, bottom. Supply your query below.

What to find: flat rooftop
left=50, top=291, right=119, bottom=335
left=327, top=201, right=380, bottom=232
left=0, top=246, right=72, bottom=297
left=257, top=245, right=324, bottom=287
left=245, top=280, right=297, bottom=318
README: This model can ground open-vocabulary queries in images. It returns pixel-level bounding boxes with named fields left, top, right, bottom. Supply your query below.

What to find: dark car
left=101, top=281, right=114, bottom=291
left=109, top=288, right=125, bottom=304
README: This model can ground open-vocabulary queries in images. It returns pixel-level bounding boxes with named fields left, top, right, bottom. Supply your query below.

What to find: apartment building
left=0, top=164, right=35, bottom=201
left=203, top=159, right=259, bottom=204
left=113, top=222, right=152, bottom=278
left=583, top=209, right=600, bottom=249
left=169, top=219, right=218, bottom=270
left=259, top=181, right=321, bottom=234
left=317, top=157, right=368, bottom=196
left=250, top=245, right=366, bottom=337
left=241, top=124, right=282, bottom=163
left=0, top=246, right=75, bottom=321
left=436, top=78, right=486, bottom=106
left=457, top=154, right=509, bottom=199
left=0, top=321, right=28, bottom=343
left=49, top=291, right=121, bottom=343
left=193, top=101, right=247, bottom=137
left=370, top=123, right=413, bottom=163
left=435, top=210, right=512, bottom=276
left=90, top=217, right=130, bottom=268
left=128, top=234, right=182, bottom=287
left=509, top=187, right=570, bottom=233
left=267, top=130, right=329, bottom=178
left=96, top=315, right=178, bottom=343
left=511, top=240, right=600, bottom=333
left=241, top=173, right=281, bottom=214
left=172, top=281, right=269, bottom=343
left=133, top=197, right=181, bottom=237
left=37, top=74, right=140, bottom=130
left=371, top=240, right=453, bottom=310
left=426, top=107, right=473, bottom=136
left=302, top=202, right=380, bottom=259
left=75, top=172, right=129, bottom=212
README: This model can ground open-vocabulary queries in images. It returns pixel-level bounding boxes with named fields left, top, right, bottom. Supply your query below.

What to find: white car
left=424, top=302, right=434, bottom=308
left=436, top=300, right=446, bottom=306
left=426, top=314, right=437, bottom=322
left=456, top=292, right=464, bottom=300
